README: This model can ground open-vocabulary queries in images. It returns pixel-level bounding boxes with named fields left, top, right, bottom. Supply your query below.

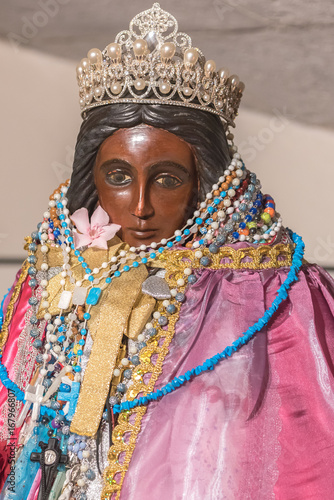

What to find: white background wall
left=0, top=39, right=333, bottom=298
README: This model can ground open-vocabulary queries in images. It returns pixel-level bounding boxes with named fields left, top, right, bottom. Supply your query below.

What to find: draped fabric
left=120, top=264, right=334, bottom=500
left=1, top=258, right=334, bottom=498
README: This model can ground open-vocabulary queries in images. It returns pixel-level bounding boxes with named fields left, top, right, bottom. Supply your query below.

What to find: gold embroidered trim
left=159, top=242, right=294, bottom=274
left=101, top=277, right=182, bottom=499
left=0, top=260, right=29, bottom=352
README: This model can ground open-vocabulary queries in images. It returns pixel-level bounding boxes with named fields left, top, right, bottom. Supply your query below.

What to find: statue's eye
left=106, top=170, right=132, bottom=185
left=155, top=175, right=182, bottom=188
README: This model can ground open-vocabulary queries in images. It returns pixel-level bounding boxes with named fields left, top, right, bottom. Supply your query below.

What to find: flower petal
left=73, top=232, right=92, bottom=249
left=71, top=208, right=91, bottom=234
left=88, top=237, right=108, bottom=250
left=102, top=224, right=121, bottom=242
left=91, top=205, right=110, bottom=228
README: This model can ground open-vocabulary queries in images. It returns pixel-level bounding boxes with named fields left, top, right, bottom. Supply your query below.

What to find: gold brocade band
left=0, top=261, right=29, bottom=352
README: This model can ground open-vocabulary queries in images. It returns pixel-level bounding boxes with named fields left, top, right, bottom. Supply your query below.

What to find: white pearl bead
left=212, top=184, right=219, bottom=191
left=41, top=222, right=49, bottom=230
left=53, top=345, right=61, bottom=353
left=270, top=231, right=276, bottom=236
left=186, top=220, right=193, bottom=226
left=153, top=311, right=161, bottom=319
left=236, top=169, right=243, bottom=177
left=140, top=245, right=147, bottom=251
left=160, top=42, right=176, bottom=60
left=111, top=82, right=122, bottom=95
left=170, top=289, right=177, bottom=297
left=42, top=291, right=49, bottom=298
left=192, top=241, right=200, bottom=248
left=194, top=211, right=200, bottom=217
left=134, top=78, right=146, bottom=90
left=162, top=300, right=170, bottom=307
left=41, top=279, right=48, bottom=287
left=227, top=207, right=234, bottom=214
left=46, top=324, right=53, bottom=331
left=133, top=38, right=148, bottom=57
left=42, top=353, right=49, bottom=361
left=44, top=313, right=51, bottom=321
left=223, top=199, right=231, bottom=207
left=129, top=345, right=138, bottom=354
left=43, top=211, right=50, bottom=218
left=145, top=322, right=153, bottom=330
left=184, top=268, right=192, bottom=276
left=40, top=368, right=47, bottom=377
left=263, top=233, right=270, bottom=240
left=94, top=86, right=103, bottom=98
left=184, top=48, right=199, bottom=66
left=87, top=47, right=102, bottom=65
left=239, top=234, right=246, bottom=241
left=65, top=247, right=71, bottom=254
left=174, top=230, right=182, bottom=236
left=54, top=193, right=61, bottom=200
left=80, top=464, right=89, bottom=473
left=228, top=189, right=236, bottom=197
left=58, top=355, right=66, bottom=362
left=219, top=176, right=225, bottom=183
left=150, top=242, right=157, bottom=249
left=232, top=178, right=240, bottom=187
left=82, top=450, right=90, bottom=458
left=101, top=262, right=108, bottom=269
left=77, top=479, right=86, bottom=488
left=204, top=59, right=216, bottom=75
left=211, top=222, right=219, bottom=230
left=48, top=200, right=56, bottom=208
left=113, top=368, right=121, bottom=377
left=161, top=239, right=167, bottom=245
left=233, top=201, right=240, bottom=207
left=107, top=42, right=121, bottom=61
left=200, top=202, right=207, bottom=209
left=49, top=334, right=57, bottom=342
left=93, top=268, right=99, bottom=274
left=224, top=170, right=230, bottom=175
left=41, top=245, right=48, bottom=253
left=229, top=74, right=240, bottom=88
left=274, top=227, right=280, bottom=232
left=233, top=152, right=241, bottom=159
left=60, top=279, right=66, bottom=286
left=253, top=235, right=260, bottom=240
left=195, top=251, right=203, bottom=259
left=65, top=366, right=73, bottom=372
left=217, top=211, right=225, bottom=218
left=177, top=278, right=185, bottom=287
left=206, top=193, right=213, bottom=200
left=41, top=263, right=49, bottom=271
left=137, top=334, right=145, bottom=342
left=159, top=80, right=171, bottom=94
left=41, top=301, right=49, bottom=309
left=218, top=67, right=230, bottom=81
left=121, top=358, right=129, bottom=366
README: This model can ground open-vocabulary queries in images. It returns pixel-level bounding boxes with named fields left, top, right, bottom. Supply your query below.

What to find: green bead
left=247, top=221, right=257, bottom=229
left=261, top=212, right=271, bottom=224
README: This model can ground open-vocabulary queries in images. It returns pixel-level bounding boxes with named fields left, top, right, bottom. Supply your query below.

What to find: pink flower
left=71, top=206, right=121, bottom=250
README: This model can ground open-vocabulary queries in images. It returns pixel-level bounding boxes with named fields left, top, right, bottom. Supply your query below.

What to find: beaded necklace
left=0, top=144, right=299, bottom=498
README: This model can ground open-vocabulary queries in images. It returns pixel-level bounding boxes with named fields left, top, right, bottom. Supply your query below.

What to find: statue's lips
left=127, top=228, right=158, bottom=238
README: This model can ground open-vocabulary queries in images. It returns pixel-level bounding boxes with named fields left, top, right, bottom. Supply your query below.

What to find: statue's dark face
left=94, top=124, right=198, bottom=248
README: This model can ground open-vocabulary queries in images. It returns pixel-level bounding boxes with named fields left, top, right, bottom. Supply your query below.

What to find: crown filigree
left=76, top=3, right=245, bottom=127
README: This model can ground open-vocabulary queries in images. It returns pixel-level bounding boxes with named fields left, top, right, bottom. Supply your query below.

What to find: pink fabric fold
left=121, top=264, right=334, bottom=500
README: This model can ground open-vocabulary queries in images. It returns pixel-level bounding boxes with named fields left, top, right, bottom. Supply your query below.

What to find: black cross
left=30, top=437, right=68, bottom=500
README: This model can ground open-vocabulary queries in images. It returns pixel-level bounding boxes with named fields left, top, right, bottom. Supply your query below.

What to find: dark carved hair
left=67, top=103, right=231, bottom=216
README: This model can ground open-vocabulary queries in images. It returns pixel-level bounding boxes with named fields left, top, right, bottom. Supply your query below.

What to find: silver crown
left=76, top=3, right=245, bottom=127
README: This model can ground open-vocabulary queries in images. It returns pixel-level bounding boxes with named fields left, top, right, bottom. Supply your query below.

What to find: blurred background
left=0, top=0, right=333, bottom=298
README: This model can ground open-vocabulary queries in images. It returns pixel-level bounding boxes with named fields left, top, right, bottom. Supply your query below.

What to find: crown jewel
left=76, top=3, right=245, bottom=127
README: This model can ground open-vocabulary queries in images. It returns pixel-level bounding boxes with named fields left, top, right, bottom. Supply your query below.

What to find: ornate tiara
left=76, top=3, right=245, bottom=127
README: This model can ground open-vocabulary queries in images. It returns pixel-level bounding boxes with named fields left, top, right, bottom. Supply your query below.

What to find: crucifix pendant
left=30, top=437, right=68, bottom=500
left=16, top=380, right=44, bottom=427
